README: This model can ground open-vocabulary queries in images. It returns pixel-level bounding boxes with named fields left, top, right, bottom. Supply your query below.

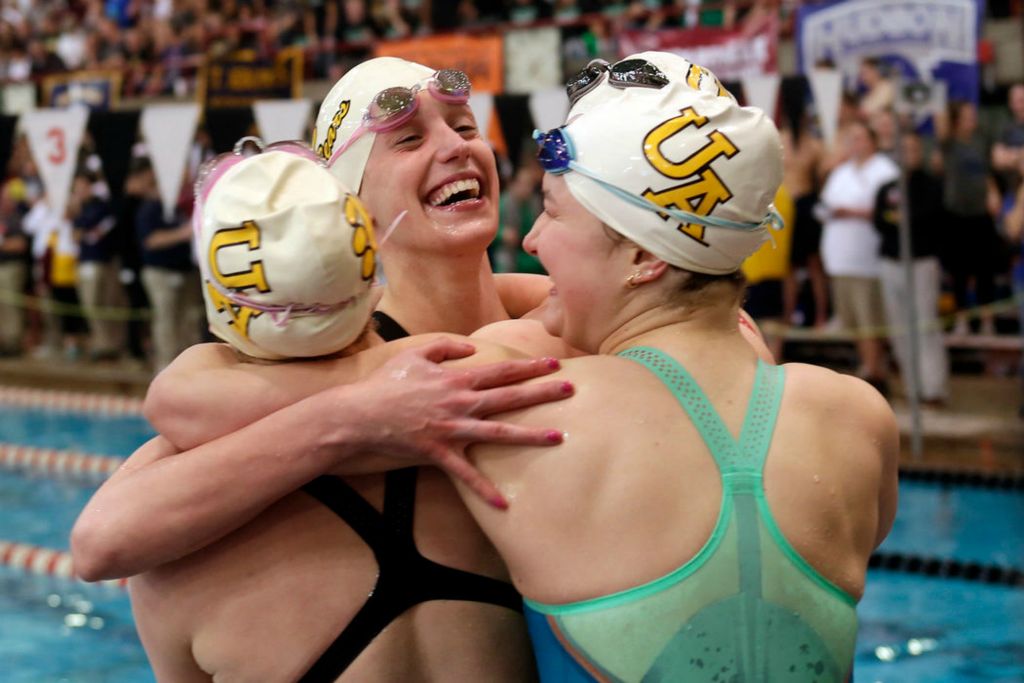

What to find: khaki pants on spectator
left=879, top=257, right=949, bottom=401
left=0, top=261, right=26, bottom=354
left=77, top=260, right=126, bottom=356
left=141, top=266, right=202, bottom=371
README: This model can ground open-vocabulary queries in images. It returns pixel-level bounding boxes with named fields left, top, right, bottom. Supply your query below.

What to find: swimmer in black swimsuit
left=72, top=59, right=570, bottom=680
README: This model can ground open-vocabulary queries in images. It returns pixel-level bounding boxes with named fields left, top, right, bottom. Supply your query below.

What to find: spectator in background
left=0, top=180, right=29, bottom=357
left=819, top=120, right=899, bottom=393
left=1002, top=156, right=1024, bottom=416
left=780, top=107, right=829, bottom=329
left=992, top=83, right=1024, bottom=204
left=494, top=160, right=545, bottom=275
left=70, top=169, right=124, bottom=361
left=937, top=101, right=1004, bottom=336
left=871, top=108, right=898, bottom=162
left=24, top=191, right=85, bottom=360
left=873, top=132, right=950, bottom=407
left=134, top=158, right=201, bottom=371
left=858, top=57, right=895, bottom=118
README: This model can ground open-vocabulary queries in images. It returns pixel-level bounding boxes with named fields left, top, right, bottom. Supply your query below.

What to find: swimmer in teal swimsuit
left=451, top=51, right=899, bottom=682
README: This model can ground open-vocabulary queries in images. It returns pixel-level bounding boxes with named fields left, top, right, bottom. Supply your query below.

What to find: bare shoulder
left=471, top=319, right=578, bottom=359
left=781, top=363, right=898, bottom=439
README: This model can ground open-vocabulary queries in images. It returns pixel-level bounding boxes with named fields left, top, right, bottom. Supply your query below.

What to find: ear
left=629, top=247, right=670, bottom=285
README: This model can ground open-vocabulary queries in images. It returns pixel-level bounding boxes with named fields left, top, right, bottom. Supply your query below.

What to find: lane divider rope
left=0, top=386, right=143, bottom=415
left=0, top=443, right=124, bottom=481
left=0, top=540, right=127, bottom=590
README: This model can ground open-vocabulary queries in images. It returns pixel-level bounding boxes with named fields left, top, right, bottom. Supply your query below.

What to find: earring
left=625, top=272, right=642, bottom=288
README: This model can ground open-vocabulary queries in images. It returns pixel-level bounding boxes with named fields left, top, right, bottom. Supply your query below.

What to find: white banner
left=528, top=88, right=570, bottom=133
left=468, top=93, right=494, bottom=142
left=140, top=103, right=200, bottom=221
left=740, top=73, right=781, bottom=121
left=504, top=27, right=563, bottom=94
left=21, top=106, right=89, bottom=219
left=807, top=68, right=843, bottom=148
left=253, top=98, right=313, bottom=145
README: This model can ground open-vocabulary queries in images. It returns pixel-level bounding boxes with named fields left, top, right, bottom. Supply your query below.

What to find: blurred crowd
left=0, top=1, right=860, bottom=95
left=0, top=3, right=1021, bottom=417
left=734, top=61, right=1024, bottom=408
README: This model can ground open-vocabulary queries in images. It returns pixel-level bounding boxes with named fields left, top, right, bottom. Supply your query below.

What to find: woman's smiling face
left=359, top=93, right=500, bottom=259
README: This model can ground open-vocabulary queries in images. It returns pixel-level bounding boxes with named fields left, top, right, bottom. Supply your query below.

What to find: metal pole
left=893, top=84, right=924, bottom=461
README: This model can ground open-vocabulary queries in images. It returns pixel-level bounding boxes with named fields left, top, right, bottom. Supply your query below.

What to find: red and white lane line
left=0, top=540, right=128, bottom=590
left=0, top=386, right=143, bottom=415
left=0, top=443, right=123, bottom=481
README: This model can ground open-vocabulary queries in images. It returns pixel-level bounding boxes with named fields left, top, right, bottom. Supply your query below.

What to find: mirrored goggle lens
left=608, top=58, right=669, bottom=89
left=366, top=87, right=416, bottom=127
left=433, top=69, right=471, bottom=98
left=566, top=60, right=609, bottom=106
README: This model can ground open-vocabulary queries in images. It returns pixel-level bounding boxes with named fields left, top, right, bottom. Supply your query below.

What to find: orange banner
left=375, top=34, right=504, bottom=94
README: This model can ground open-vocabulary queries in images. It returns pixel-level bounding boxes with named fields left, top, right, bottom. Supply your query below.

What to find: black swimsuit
left=298, top=311, right=521, bottom=683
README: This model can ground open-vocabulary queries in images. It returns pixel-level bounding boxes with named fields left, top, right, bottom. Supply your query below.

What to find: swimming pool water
left=879, top=480, right=1024, bottom=568
left=0, top=573, right=153, bottom=683
left=1, top=403, right=1021, bottom=682
left=857, top=572, right=1024, bottom=683
left=0, top=406, right=155, bottom=456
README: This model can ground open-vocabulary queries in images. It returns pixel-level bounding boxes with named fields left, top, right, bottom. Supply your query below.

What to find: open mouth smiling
left=427, top=177, right=482, bottom=208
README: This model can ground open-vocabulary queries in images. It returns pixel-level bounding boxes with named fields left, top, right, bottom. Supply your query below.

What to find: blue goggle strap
left=533, top=129, right=783, bottom=234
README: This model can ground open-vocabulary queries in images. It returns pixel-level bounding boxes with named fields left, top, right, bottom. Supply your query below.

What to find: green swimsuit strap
left=617, top=347, right=785, bottom=475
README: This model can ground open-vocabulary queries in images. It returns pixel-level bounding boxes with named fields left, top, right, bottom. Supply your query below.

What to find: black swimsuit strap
left=371, top=310, right=410, bottom=342
left=298, top=472, right=521, bottom=683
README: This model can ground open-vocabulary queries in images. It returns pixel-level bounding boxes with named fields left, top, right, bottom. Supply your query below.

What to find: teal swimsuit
left=523, top=347, right=857, bottom=682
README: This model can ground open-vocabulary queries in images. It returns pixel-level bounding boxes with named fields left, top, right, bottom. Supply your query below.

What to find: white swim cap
left=313, top=57, right=434, bottom=192
left=196, top=148, right=378, bottom=360
left=545, top=55, right=782, bottom=275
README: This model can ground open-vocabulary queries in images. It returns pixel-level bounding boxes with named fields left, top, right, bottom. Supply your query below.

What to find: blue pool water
left=0, top=402, right=1022, bottom=682
left=880, top=480, right=1024, bottom=568
left=1, top=406, right=155, bottom=682
left=0, top=406, right=155, bottom=456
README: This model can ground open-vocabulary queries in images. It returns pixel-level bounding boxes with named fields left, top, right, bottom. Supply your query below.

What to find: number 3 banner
left=21, top=106, right=89, bottom=219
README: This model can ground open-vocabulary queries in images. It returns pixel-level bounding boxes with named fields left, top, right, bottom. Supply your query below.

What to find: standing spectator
left=70, top=171, right=124, bottom=361
left=780, top=109, right=829, bottom=328
left=1002, top=158, right=1024, bottom=417
left=134, top=159, right=201, bottom=371
left=992, top=83, right=1024, bottom=204
left=494, top=161, right=545, bottom=274
left=0, top=180, right=29, bottom=357
left=873, top=132, right=950, bottom=406
left=819, top=120, right=899, bottom=392
left=858, top=57, right=895, bottom=118
left=24, top=193, right=85, bottom=360
left=938, top=101, right=1004, bottom=336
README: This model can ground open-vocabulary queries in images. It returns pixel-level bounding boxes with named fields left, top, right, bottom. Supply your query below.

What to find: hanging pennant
left=21, top=106, right=89, bottom=219
left=740, top=74, right=781, bottom=121
left=253, top=99, right=313, bottom=145
left=528, top=88, right=570, bottom=132
left=140, top=103, right=200, bottom=221
left=807, top=68, right=843, bottom=148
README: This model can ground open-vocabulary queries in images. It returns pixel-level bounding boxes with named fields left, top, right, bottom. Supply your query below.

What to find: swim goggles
left=565, top=58, right=670, bottom=108
left=533, top=126, right=782, bottom=233
left=193, top=136, right=403, bottom=328
left=326, top=69, right=472, bottom=167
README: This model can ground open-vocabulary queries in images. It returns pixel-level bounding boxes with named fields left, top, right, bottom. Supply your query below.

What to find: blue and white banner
left=795, top=0, right=983, bottom=103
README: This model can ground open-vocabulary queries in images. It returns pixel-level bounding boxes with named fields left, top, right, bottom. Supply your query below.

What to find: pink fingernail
left=545, top=357, right=560, bottom=369
left=490, top=494, right=509, bottom=510
left=561, top=381, right=574, bottom=394
left=546, top=430, right=563, bottom=443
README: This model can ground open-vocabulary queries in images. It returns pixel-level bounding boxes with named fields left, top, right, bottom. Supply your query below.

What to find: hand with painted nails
left=347, top=337, right=572, bottom=508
